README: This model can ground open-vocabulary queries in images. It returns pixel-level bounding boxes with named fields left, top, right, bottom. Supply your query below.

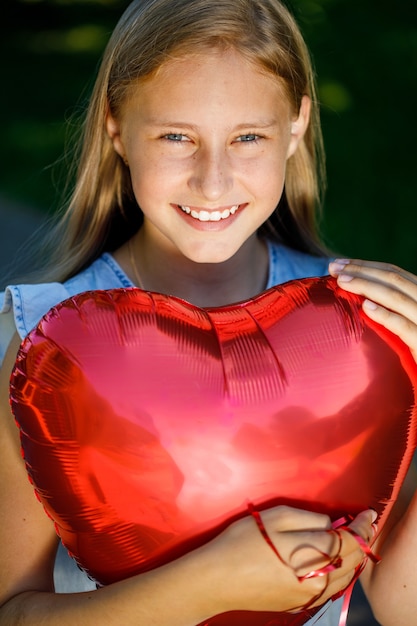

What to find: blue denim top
left=0, top=241, right=329, bottom=365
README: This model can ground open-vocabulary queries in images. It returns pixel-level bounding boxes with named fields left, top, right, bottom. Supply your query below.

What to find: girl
left=1, top=1, right=417, bottom=624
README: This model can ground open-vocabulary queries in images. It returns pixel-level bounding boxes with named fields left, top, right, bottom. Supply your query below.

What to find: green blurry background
left=2, top=0, right=417, bottom=271
left=2, top=2, right=415, bottom=623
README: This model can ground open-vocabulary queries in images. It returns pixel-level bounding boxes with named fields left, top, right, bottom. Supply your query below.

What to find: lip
left=173, top=203, right=246, bottom=231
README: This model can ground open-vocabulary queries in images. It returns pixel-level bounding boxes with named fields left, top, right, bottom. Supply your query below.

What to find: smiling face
left=107, top=48, right=310, bottom=265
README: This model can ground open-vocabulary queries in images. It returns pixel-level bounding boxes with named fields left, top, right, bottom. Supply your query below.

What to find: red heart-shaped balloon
left=10, top=276, right=417, bottom=625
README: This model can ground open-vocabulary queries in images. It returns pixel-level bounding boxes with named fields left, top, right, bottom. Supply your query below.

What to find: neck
left=117, top=230, right=269, bottom=308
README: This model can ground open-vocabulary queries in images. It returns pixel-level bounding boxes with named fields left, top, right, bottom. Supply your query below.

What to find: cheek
left=246, top=152, right=287, bottom=194
left=129, top=154, right=161, bottom=188
left=129, top=155, right=185, bottom=209
left=259, top=158, right=288, bottom=211
left=133, top=151, right=187, bottom=183
left=127, top=160, right=154, bottom=207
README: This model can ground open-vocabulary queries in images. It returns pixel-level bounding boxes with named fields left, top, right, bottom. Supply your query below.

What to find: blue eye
left=163, top=133, right=187, bottom=142
left=236, top=134, right=260, bottom=143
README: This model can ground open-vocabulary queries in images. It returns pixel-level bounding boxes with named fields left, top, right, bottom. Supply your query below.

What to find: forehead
left=150, top=47, right=280, bottom=84
left=121, top=48, right=291, bottom=122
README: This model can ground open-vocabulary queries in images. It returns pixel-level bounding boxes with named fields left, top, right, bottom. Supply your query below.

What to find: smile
left=179, top=205, right=240, bottom=222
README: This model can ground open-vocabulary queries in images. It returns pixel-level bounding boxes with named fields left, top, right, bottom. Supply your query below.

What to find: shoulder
left=266, top=240, right=330, bottom=288
left=0, top=254, right=132, bottom=365
left=0, top=283, right=68, bottom=367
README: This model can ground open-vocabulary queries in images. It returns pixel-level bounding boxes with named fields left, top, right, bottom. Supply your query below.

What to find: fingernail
left=329, top=259, right=350, bottom=273
left=337, top=274, right=354, bottom=282
left=363, top=299, right=378, bottom=311
left=370, top=510, right=378, bottom=523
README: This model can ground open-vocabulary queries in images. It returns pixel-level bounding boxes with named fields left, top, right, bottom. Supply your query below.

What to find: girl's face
left=107, top=48, right=310, bottom=264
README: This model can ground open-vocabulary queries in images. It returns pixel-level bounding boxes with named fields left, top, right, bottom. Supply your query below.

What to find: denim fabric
left=265, top=240, right=329, bottom=289
left=1, top=242, right=329, bottom=365
left=0, top=253, right=134, bottom=365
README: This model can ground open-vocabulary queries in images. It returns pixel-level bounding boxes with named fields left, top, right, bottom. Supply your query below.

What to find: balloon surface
left=10, top=277, right=417, bottom=625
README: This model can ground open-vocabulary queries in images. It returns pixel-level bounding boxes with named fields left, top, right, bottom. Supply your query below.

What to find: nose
left=189, top=145, right=233, bottom=201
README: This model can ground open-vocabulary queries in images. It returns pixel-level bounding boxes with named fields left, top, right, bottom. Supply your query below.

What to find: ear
left=106, top=107, right=128, bottom=162
left=286, top=95, right=311, bottom=159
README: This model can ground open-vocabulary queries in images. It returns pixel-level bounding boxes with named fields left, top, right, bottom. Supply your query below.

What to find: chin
left=181, top=237, right=250, bottom=266
left=187, top=248, right=240, bottom=266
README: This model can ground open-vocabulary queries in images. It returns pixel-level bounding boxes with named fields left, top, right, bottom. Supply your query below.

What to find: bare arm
left=360, top=462, right=417, bottom=626
left=330, top=259, right=417, bottom=625
left=0, top=333, right=373, bottom=625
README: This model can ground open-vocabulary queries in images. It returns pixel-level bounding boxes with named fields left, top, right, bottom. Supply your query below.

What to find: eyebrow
left=144, top=119, right=280, bottom=130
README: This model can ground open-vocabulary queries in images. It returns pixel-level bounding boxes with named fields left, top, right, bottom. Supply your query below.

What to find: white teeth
left=191, top=209, right=210, bottom=221
left=180, top=205, right=239, bottom=221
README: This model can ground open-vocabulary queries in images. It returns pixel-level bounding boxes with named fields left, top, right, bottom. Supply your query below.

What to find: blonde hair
left=41, top=0, right=327, bottom=282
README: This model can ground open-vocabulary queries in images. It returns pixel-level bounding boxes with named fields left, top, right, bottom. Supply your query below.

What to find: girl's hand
left=202, top=505, right=375, bottom=615
left=329, top=259, right=417, bottom=362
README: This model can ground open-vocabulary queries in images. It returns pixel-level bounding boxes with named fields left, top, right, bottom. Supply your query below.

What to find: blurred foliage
left=1, top=0, right=417, bottom=270
left=296, top=0, right=417, bottom=271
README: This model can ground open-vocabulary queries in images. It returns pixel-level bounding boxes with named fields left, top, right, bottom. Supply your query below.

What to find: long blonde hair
left=41, top=0, right=327, bottom=282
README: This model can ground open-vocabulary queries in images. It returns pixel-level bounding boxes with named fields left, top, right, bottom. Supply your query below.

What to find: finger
left=261, top=505, right=332, bottom=533
left=338, top=272, right=417, bottom=312
left=303, top=513, right=379, bottom=608
left=328, top=262, right=417, bottom=337
left=348, top=509, right=378, bottom=544
left=329, top=259, right=417, bottom=290
left=329, top=260, right=417, bottom=306
left=262, top=510, right=370, bottom=569
left=348, top=260, right=417, bottom=286
left=290, top=529, right=365, bottom=610
left=335, top=510, right=381, bottom=568
left=275, top=525, right=359, bottom=578
left=336, top=278, right=417, bottom=357
left=285, top=528, right=340, bottom=575
left=361, top=300, right=417, bottom=360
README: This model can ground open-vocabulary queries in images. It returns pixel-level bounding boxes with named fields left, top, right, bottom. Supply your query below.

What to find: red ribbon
left=247, top=503, right=381, bottom=625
